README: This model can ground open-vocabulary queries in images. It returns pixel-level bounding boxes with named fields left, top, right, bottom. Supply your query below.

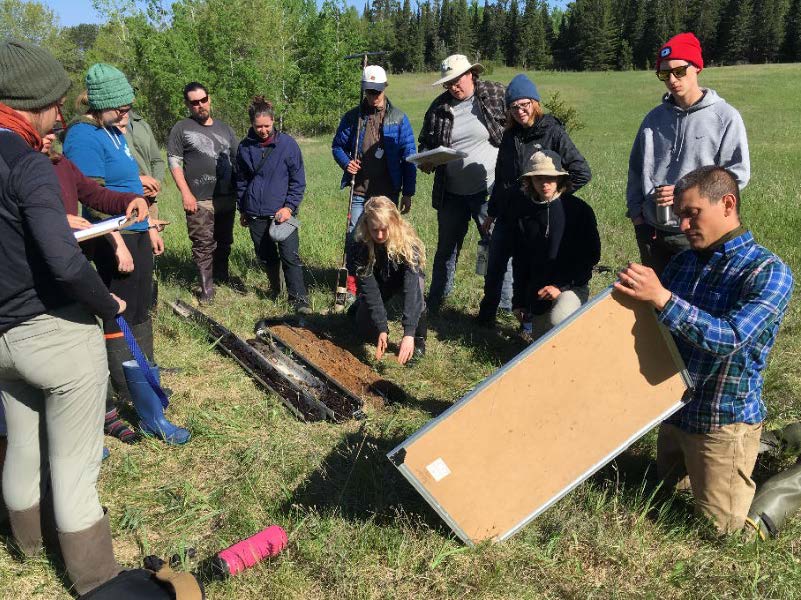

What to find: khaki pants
left=0, top=304, right=107, bottom=533
left=657, top=422, right=762, bottom=534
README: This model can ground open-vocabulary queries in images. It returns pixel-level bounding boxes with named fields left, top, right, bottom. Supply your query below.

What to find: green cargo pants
left=0, top=303, right=107, bottom=533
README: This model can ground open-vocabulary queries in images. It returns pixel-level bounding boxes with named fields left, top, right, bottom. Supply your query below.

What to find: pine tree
left=520, top=0, right=551, bottom=69
left=574, top=0, right=618, bottom=71
left=451, top=0, right=474, bottom=55
left=505, top=0, right=521, bottom=65
left=718, top=0, right=753, bottom=64
left=686, top=0, right=723, bottom=63
left=750, top=0, right=789, bottom=62
left=785, top=0, right=801, bottom=60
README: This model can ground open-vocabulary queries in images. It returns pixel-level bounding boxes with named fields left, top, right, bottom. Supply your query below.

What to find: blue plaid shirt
left=658, top=231, right=794, bottom=433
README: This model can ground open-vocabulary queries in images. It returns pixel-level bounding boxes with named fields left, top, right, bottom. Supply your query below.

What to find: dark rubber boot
left=58, top=511, right=122, bottom=596
left=747, top=461, right=801, bottom=538
left=265, top=262, right=282, bottom=298
left=123, top=360, right=190, bottom=445
left=759, top=422, right=801, bottom=456
left=213, top=246, right=231, bottom=283
left=132, top=319, right=154, bottom=363
left=106, top=336, right=133, bottom=405
left=198, top=262, right=215, bottom=304
left=8, top=504, right=42, bottom=557
left=0, top=436, right=6, bottom=526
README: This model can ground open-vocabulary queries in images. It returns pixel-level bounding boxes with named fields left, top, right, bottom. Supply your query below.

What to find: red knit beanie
left=656, top=33, right=704, bottom=72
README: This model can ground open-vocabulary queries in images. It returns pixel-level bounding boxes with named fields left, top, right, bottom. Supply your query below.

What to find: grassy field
left=2, top=64, right=801, bottom=598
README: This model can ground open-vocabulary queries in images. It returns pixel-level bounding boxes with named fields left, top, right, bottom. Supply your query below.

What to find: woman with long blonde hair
left=351, top=196, right=427, bottom=365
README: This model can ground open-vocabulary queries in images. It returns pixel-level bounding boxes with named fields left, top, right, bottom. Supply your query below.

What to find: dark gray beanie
left=0, top=39, right=72, bottom=110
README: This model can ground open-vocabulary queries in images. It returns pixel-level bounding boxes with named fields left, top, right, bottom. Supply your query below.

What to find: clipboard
left=73, top=214, right=135, bottom=242
left=406, top=146, right=468, bottom=168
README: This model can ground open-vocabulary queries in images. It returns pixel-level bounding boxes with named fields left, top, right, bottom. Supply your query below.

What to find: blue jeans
left=478, top=217, right=515, bottom=319
left=428, top=191, right=512, bottom=309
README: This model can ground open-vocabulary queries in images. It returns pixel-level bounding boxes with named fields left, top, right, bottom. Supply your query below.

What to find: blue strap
left=116, top=316, right=169, bottom=409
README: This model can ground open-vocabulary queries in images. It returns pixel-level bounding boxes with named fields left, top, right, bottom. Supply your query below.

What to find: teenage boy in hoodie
left=626, top=32, right=750, bottom=276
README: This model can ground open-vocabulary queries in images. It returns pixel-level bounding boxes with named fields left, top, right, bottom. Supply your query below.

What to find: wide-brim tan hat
left=432, top=54, right=483, bottom=86
left=520, top=150, right=569, bottom=178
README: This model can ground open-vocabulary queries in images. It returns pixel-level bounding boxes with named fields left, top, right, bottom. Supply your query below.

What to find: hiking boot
left=58, top=511, right=122, bottom=595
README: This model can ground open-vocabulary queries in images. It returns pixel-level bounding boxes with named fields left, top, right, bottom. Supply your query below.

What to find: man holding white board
left=616, top=166, right=793, bottom=535
left=418, top=54, right=507, bottom=313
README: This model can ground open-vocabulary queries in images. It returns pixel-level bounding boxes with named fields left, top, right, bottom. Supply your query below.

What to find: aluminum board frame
left=387, top=287, right=691, bottom=546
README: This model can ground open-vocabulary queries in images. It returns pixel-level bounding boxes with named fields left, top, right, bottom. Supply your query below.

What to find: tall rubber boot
left=213, top=246, right=231, bottom=283
left=198, top=261, right=215, bottom=305
left=7, top=504, right=42, bottom=557
left=132, top=319, right=154, bottom=363
left=123, top=360, right=190, bottom=445
left=759, top=422, right=801, bottom=456
left=58, top=511, right=122, bottom=596
left=0, top=436, right=6, bottom=526
left=106, top=335, right=133, bottom=404
left=746, top=461, right=801, bottom=539
left=265, top=262, right=282, bottom=298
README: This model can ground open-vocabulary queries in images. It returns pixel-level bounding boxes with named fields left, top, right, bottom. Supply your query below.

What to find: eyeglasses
left=656, top=64, right=691, bottom=82
left=188, top=95, right=209, bottom=107
left=442, top=73, right=467, bottom=89
left=509, top=100, right=533, bottom=112
left=114, top=105, right=132, bottom=116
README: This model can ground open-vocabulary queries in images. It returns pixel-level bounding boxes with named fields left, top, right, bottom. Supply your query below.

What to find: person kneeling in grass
left=511, top=149, right=600, bottom=340
left=350, top=196, right=427, bottom=365
left=615, top=166, right=793, bottom=536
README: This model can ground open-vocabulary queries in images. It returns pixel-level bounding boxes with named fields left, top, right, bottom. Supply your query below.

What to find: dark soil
left=268, top=324, right=389, bottom=409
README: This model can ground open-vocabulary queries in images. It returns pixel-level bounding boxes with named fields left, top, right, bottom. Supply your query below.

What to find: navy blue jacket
left=235, top=129, right=306, bottom=217
left=331, top=98, right=417, bottom=196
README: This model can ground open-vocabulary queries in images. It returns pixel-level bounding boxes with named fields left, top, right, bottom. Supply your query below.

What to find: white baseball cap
left=362, top=65, right=387, bottom=91
left=432, top=54, right=483, bottom=86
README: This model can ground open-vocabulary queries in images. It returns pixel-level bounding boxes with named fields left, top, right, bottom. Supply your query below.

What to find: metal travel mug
left=655, top=185, right=673, bottom=225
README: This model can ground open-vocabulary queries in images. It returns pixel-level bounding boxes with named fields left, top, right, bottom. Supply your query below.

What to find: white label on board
left=426, top=458, right=451, bottom=482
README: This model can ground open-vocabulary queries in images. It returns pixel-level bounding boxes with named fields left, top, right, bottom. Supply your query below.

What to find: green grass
left=2, top=64, right=801, bottom=598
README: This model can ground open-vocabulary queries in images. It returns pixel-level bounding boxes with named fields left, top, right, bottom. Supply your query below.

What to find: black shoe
left=476, top=314, right=496, bottom=328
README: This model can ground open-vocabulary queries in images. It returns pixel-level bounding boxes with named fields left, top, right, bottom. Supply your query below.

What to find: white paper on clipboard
left=74, top=215, right=132, bottom=242
left=406, top=146, right=468, bottom=168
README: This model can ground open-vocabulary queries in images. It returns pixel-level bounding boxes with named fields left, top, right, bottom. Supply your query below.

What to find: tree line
left=2, top=0, right=800, bottom=139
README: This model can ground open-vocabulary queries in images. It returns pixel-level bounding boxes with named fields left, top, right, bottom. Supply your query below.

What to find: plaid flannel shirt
left=658, top=231, right=794, bottom=433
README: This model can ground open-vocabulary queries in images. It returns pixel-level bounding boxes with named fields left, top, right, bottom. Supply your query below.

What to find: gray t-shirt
left=445, top=95, right=498, bottom=196
left=167, top=117, right=238, bottom=200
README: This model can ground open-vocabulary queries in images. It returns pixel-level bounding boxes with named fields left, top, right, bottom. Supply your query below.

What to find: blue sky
left=44, top=0, right=101, bottom=26
left=44, top=0, right=568, bottom=28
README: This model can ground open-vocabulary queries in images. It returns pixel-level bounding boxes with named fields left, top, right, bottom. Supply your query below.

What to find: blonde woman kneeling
left=350, top=196, right=427, bottom=365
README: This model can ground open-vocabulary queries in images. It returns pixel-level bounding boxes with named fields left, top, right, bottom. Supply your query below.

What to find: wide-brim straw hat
left=520, top=150, right=569, bottom=178
left=432, top=54, right=483, bottom=86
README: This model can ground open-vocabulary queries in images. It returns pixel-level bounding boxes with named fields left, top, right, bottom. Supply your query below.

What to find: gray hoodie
left=626, top=88, right=750, bottom=232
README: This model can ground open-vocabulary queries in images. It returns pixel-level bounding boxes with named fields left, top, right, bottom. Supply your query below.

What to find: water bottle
left=476, top=239, right=489, bottom=276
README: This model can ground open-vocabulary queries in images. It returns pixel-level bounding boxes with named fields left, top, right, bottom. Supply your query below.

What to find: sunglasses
left=364, top=89, right=382, bottom=96
left=188, top=95, right=209, bottom=107
left=656, top=64, right=691, bottom=82
left=115, top=105, right=132, bottom=115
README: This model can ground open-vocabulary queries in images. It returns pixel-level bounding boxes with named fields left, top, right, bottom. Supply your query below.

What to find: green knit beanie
left=86, top=63, right=134, bottom=110
left=0, top=39, right=71, bottom=110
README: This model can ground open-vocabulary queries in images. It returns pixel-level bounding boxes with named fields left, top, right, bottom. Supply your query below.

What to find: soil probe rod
left=333, top=50, right=389, bottom=311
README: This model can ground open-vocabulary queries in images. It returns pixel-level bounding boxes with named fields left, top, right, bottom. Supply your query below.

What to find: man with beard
left=167, top=82, right=238, bottom=303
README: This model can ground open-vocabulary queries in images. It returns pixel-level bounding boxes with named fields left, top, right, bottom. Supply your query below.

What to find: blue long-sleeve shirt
left=658, top=231, right=793, bottom=433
